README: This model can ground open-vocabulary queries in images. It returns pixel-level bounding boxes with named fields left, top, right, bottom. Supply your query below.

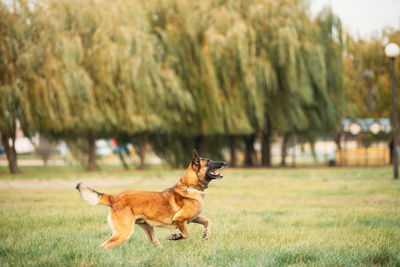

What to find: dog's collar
left=179, top=181, right=205, bottom=193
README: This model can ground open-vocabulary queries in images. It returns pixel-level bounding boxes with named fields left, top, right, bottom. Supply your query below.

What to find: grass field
left=0, top=166, right=399, bottom=266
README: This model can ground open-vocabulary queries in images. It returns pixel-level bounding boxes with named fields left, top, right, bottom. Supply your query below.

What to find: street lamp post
left=385, top=42, right=400, bottom=179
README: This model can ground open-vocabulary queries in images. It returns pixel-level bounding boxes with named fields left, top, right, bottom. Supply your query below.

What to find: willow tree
left=19, top=0, right=104, bottom=170
left=104, top=0, right=191, bottom=169
left=274, top=7, right=343, bottom=164
left=4, top=0, right=347, bottom=170
left=31, top=0, right=188, bottom=170
left=239, top=0, right=311, bottom=165
left=204, top=3, right=265, bottom=166
left=311, top=8, right=344, bottom=143
left=241, top=1, right=344, bottom=166
left=0, top=1, right=45, bottom=173
left=345, top=30, right=400, bottom=119
left=343, top=30, right=399, bottom=158
left=285, top=7, right=344, bottom=155
left=143, top=0, right=223, bottom=161
left=24, top=0, right=145, bottom=170
left=145, top=0, right=346, bottom=167
left=147, top=0, right=267, bottom=165
left=16, top=0, right=115, bottom=170
left=271, top=6, right=344, bottom=161
left=0, top=1, right=19, bottom=172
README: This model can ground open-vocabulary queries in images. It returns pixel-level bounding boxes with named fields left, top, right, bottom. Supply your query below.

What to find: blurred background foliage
left=0, top=0, right=399, bottom=172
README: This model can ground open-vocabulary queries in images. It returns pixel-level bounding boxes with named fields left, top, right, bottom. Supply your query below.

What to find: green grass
left=0, top=167, right=399, bottom=266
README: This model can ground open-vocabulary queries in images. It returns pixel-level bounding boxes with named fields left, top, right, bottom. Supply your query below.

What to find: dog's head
left=188, top=148, right=227, bottom=189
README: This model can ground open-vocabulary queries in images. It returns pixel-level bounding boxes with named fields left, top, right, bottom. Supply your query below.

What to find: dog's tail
left=75, top=183, right=111, bottom=206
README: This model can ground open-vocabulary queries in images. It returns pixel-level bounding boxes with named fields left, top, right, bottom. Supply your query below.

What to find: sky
left=310, top=0, right=400, bottom=39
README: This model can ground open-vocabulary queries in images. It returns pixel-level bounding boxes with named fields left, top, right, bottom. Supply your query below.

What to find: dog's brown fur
left=76, top=149, right=226, bottom=248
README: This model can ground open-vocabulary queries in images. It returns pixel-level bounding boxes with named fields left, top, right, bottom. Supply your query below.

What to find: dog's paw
left=201, top=231, right=210, bottom=240
left=168, top=233, right=183, bottom=240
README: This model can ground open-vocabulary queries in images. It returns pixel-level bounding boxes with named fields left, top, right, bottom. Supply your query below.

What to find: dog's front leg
left=191, top=215, right=212, bottom=240
left=168, top=210, right=190, bottom=240
left=168, top=220, right=189, bottom=240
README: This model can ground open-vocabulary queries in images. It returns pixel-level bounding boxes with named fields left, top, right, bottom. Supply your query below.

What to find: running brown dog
left=76, top=149, right=226, bottom=248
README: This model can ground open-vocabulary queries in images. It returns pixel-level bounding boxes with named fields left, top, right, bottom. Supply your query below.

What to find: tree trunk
left=244, top=134, right=256, bottom=167
left=280, top=133, right=289, bottom=167
left=261, top=133, right=272, bottom=167
left=135, top=134, right=146, bottom=170
left=194, top=135, right=207, bottom=156
left=1, top=132, right=20, bottom=174
left=229, top=136, right=238, bottom=167
left=334, top=132, right=342, bottom=151
left=87, top=130, right=96, bottom=171
left=261, top=116, right=272, bottom=167
left=291, top=134, right=297, bottom=168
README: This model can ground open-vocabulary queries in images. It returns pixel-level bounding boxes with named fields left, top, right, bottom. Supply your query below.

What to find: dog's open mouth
left=208, top=169, right=224, bottom=179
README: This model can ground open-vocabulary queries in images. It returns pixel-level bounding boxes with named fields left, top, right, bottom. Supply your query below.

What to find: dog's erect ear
left=192, top=148, right=200, bottom=166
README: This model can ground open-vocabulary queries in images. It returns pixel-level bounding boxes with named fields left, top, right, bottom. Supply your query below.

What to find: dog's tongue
left=211, top=170, right=221, bottom=175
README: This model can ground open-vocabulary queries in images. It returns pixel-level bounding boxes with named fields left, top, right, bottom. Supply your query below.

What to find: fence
left=336, top=148, right=390, bottom=166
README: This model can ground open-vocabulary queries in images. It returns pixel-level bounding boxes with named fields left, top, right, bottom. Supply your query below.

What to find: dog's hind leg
left=100, top=209, right=134, bottom=249
left=137, top=223, right=162, bottom=248
left=191, top=216, right=212, bottom=240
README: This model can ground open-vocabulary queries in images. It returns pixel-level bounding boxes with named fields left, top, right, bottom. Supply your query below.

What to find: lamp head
left=385, top=43, right=400, bottom=58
